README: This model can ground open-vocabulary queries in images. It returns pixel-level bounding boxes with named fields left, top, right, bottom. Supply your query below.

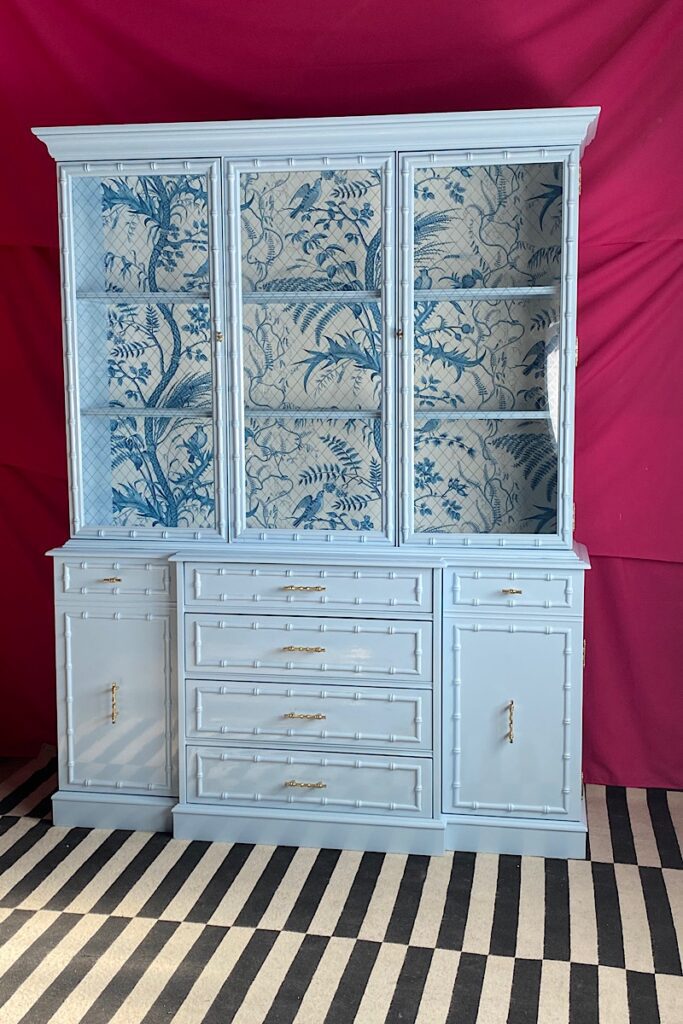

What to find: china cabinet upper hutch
left=34, top=106, right=599, bottom=857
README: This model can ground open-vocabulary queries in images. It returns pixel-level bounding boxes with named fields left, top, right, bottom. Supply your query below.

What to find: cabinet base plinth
left=52, top=790, right=175, bottom=833
left=444, top=808, right=588, bottom=858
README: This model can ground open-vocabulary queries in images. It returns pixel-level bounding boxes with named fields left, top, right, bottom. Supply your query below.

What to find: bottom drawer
left=187, top=745, right=432, bottom=819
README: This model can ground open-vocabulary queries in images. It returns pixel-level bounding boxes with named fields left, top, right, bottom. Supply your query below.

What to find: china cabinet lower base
left=52, top=791, right=175, bottom=833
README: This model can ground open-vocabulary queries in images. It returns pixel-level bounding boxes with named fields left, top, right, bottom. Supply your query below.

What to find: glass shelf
left=244, top=408, right=381, bottom=420
left=81, top=406, right=213, bottom=419
left=413, top=410, right=550, bottom=420
left=412, top=287, right=557, bottom=301
left=242, top=290, right=381, bottom=304
left=76, top=292, right=211, bottom=303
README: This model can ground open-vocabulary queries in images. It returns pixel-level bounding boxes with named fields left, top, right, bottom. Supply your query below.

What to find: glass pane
left=81, top=415, right=215, bottom=530
left=243, top=299, right=382, bottom=411
left=240, top=168, right=382, bottom=292
left=244, top=416, right=382, bottom=532
left=413, top=162, right=563, bottom=289
left=414, top=297, right=559, bottom=415
left=72, top=173, right=210, bottom=294
left=77, top=300, right=213, bottom=412
left=413, top=419, right=557, bottom=535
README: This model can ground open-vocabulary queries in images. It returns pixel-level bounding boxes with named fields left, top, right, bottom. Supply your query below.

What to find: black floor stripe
left=0, top=911, right=81, bottom=1006
left=0, top=760, right=58, bottom=815
left=140, top=925, right=227, bottom=1024
left=384, top=854, right=430, bottom=945
left=437, top=851, right=476, bottom=951
left=263, top=933, right=329, bottom=1024
left=507, top=958, right=542, bottom=1024
left=446, top=951, right=486, bottom=1024
left=489, top=854, right=521, bottom=957
left=0, top=815, right=22, bottom=837
left=647, top=790, right=682, bottom=869
left=185, top=843, right=254, bottom=924
left=606, top=787, right=637, bottom=864
left=45, top=830, right=132, bottom=911
left=544, top=859, right=570, bottom=961
left=334, top=851, right=385, bottom=938
left=235, top=845, right=297, bottom=928
left=77, top=920, right=178, bottom=1024
left=202, top=929, right=279, bottom=1024
left=90, top=832, right=171, bottom=916
left=17, top=916, right=130, bottom=1024
left=0, top=818, right=52, bottom=875
left=28, top=793, right=55, bottom=821
left=592, top=862, right=625, bottom=969
left=626, top=970, right=661, bottom=1024
left=285, top=848, right=341, bottom=933
left=323, top=939, right=381, bottom=1024
left=639, top=866, right=682, bottom=976
left=138, top=841, right=211, bottom=919
left=385, top=945, right=433, bottom=1024
left=569, top=962, right=599, bottom=1024
left=0, top=908, right=33, bottom=950
left=0, top=827, right=91, bottom=907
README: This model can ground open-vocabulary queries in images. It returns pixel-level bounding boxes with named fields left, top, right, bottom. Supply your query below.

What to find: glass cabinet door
left=227, top=156, right=394, bottom=543
left=400, top=155, right=567, bottom=544
left=65, top=161, right=223, bottom=537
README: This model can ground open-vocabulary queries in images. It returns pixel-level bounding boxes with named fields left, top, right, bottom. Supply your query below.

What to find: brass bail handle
left=284, top=779, right=327, bottom=790
left=506, top=699, right=515, bottom=743
left=111, top=683, right=119, bottom=725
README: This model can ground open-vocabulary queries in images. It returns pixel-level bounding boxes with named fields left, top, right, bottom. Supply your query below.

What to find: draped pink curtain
left=0, top=0, right=681, bottom=785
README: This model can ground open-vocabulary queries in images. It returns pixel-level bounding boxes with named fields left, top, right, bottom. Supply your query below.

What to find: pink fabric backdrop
left=0, top=0, right=681, bottom=786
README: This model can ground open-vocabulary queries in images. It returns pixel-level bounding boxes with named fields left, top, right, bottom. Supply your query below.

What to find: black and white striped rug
left=0, top=749, right=680, bottom=1023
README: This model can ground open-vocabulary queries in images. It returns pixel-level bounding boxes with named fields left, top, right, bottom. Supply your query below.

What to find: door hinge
left=575, top=336, right=579, bottom=368
left=572, top=502, right=576, bottom=532
left=583, top=638, right=587, bottom=668
left=578, top=164, right=582, bottom=196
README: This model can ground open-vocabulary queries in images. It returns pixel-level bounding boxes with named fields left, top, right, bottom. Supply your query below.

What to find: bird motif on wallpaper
left=289, top=171, right=336, bottom=219
left=292, top=489, right=325, bottom=527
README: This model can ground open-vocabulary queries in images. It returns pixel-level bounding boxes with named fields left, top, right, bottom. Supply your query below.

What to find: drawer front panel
left=445, top=569, right=577, bottom=612
left=187, top=745, right=432, bottom=818
left=184, top=563, right=432, bottom=614
left=186, top=681, right=432, bottom=751
left=185, top=615, right=432, bottom=683
left=60, top=559, right=171, bottom=599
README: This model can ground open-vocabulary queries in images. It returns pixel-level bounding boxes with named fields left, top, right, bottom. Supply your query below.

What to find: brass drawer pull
left=283, top=712, right=327, bottom=721
left=506, top=699, right=515, bottom=743
left=282, top=585, right=326, bottom=592
left=282, top=645, right=326, bottom=653
left=501, top=588, right=523, bottom=595
left=111, top=682, right=119, bottom=724
left=284, top=779, right=327, bottom=790
left=101, top=577, right=122, bottom=584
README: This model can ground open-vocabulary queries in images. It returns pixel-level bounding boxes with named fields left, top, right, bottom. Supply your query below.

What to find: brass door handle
left=283, top=712, right=327, bottom=720
left=506, top=699, right=515, bottom=743
left=284, top=779, right=327, bottom=789
left=282, top=645, right=326, bottom=653
left=501, top=588, right=523, bottom=595
left=111, top=683, right=119, bottom=724
left=100, top=577, right=122, bottom=584
left=282, top=585, right=326, bottom=592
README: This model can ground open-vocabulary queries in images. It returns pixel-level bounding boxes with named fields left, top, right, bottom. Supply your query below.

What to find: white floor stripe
left=356, top=853, right=407, bottom=942
left=476, top=954, right=515, bottom=1024
left=0, top=827, right=68, bottom=901
left=16, top=829, right=113, bottom=911
left=597, top=964, right=630, bottom=1024
left=352, top=942, right=408, bottom=1024
left=10, top=774, right=58, bottom=818
left=462, top=853, right=498, bottom=955
left=257, top=846, right=319, bottom=931
left=667, top=790, right=683, bottom=852
left=62, top=831, right=151, bottom=914
left=568, top=858, right=599, bottom=965
left=516, top=855, right=546, bottom=960
left=655, top=972, right=683, bottom=1024
left=112, top=839, right=189, bottom=918
left=409, top=852, right=453, bottom=947
left=208, top=844, right=276, bottom=927
left=626, top=788, right=662, bottom=867
left=0, top=910, right=61, bottom=981
left=537, top=959, right=570, bottom=1024
left=586, top=785, right=613, bottom=862
left=308, top=849, right=364, bottom=936
left=232, top=931, right=305, bottom=1024
left=663, top=868, right=683, bottom=965
left=158, top=842, right=232, bottom=922
left=614, top=862, right=654, bottom=973
left=292, top=936, right=355, bottom=1024
left=0, top=817, right=38, bottom=858
left=170, top=926, right=254, bottom=1024
left=414, top=948, right=461, bottom=1024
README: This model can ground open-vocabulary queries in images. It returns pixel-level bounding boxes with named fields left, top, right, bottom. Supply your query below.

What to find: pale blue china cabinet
left=35, top=107, right=599, bottom=856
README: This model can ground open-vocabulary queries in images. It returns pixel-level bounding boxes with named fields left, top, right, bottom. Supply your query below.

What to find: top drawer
left=444, top=569, right=579, bottom=612
left=58, top=559, right=171, bottom=599
left=184, top=563, right=432, bottom=615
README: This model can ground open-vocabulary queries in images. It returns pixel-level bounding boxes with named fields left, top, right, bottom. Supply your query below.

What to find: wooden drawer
left=444, top=569, right=578, bottom=612
left=184, top=563, right=432, bottom=615
left=186, top=745, right=432, bottom=818
left=58, top=559, right=171, bottom=600
left=185, top=614, right=432, bottom=684
left=185, top=680, right=432, bottom=751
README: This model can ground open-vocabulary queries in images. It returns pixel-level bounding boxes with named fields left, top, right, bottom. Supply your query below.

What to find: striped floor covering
left=0, top=750, right=680, bottom=1023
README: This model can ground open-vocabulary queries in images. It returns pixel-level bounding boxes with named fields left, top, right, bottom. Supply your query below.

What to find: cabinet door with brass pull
left=442, top=619, right=582, bottom=819
left=58, top=607, right=175, bottom=795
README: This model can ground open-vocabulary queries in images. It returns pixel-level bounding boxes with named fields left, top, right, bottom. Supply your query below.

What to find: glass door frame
left=61, top=158, right=227, bottom=540
left=398, top=147, right=580, bottom=549
left=225, top=153, right=396, bottom=548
